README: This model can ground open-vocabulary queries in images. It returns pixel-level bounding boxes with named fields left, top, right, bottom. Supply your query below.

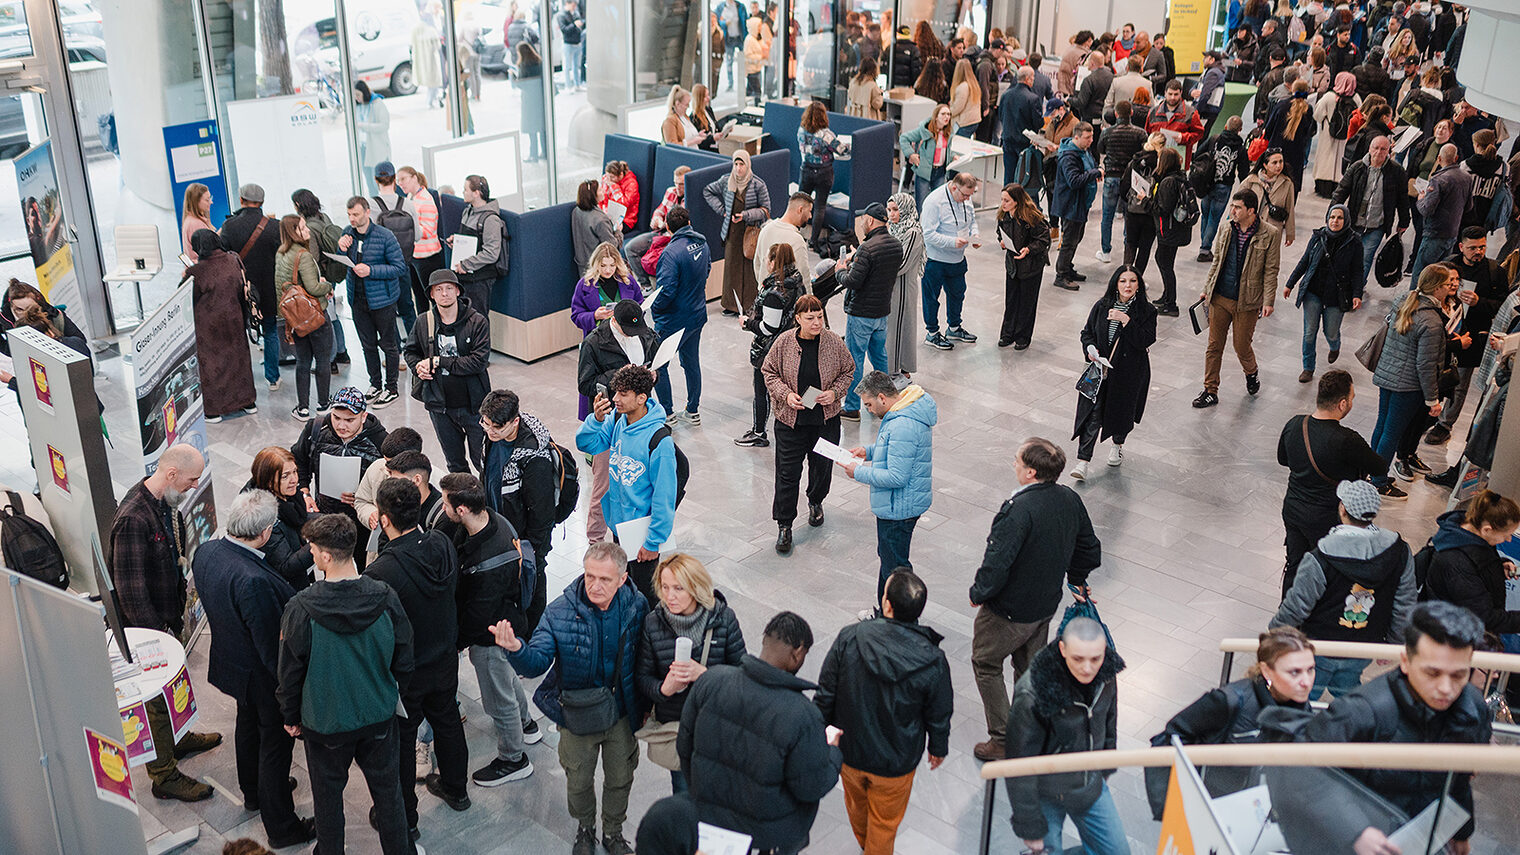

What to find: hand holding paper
left=799, top=386, right=823, bottom=409
left=813, top=438, right=861, bottom=467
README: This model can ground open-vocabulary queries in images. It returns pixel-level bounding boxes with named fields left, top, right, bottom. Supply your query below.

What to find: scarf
left=886, top=192, right=920, bottom=244
left=727, top=150, right=752, bottom=195
left=1333, top=71, right=1357, bottom=97
left=1107, top=296, right=1135, bottom=343
left=1324, top=204, right=1354, bottom=250
left=663, top=603, right=711, bottom=649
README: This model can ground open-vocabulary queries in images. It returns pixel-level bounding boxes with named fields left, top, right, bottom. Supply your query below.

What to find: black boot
left=775, top=525, right=793, bottom=554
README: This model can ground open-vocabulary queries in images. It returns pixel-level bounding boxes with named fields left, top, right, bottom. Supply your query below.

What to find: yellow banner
left=1168, top=0, right=1213, bottom=76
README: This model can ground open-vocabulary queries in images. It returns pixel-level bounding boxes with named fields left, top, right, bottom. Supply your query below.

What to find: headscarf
left=886, top=192, right=920, bottom=244
left=1333, top=71, right=1357, bottom=98
left=1324, top=203, right=1355, bottom=249
left=727, top=149, right=752, bottom=195
left=190, top=228, right=222, bottom=261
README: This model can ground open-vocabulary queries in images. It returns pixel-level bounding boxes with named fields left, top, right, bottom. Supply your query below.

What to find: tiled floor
left=11, top=187, right=1517, bottom=854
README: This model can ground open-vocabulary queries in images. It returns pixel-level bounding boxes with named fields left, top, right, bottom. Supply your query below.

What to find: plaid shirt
left=108, top=479, right=187, bottom=634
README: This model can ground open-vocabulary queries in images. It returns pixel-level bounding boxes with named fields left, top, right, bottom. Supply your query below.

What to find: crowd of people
left=6, top=2, right=1497, bottom=855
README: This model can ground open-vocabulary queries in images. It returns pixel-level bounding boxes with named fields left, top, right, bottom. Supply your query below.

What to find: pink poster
left=118, top=701, right=155, bottom=767
left=83, top=727, right=137, bottom=814
left=162, top=665, right=198, bottom=743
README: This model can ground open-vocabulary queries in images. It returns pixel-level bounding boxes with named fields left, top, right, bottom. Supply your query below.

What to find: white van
left=303, top=0, right=423, bottom=97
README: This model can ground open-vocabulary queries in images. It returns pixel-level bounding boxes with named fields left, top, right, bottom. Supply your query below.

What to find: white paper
left=640, top=287, right=661, bottom=314
left=1414, top=177, right=1430, bottom=195
left=169, top=142, right=220, bottom=182
left=605, top=199, right=627, bottom=225
left=318, top=453, right=361, bottom=499
left=1387, top=796, right=1470, bottom=855
left=1392, top=124, right=1422, bottom=156
left=323, top=251, right=356, bottom=269
left=452, top=234, right=478, bottom=261
left=813, top=437, right=861, bottom=467
left=799, top=386, right=823, bottom=408
left=697, top=822, right=752, bottom=855
left=614, top=515, right=653, bottom=554
left=1131, top=171, right=1152, bottom=200
left=177, top=253, right=194, bottom=267
left=649, top=327, right=685, bottom=371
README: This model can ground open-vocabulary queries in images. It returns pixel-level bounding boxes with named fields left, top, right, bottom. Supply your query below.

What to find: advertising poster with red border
left=118, top=701, right=155, bottom=768
left=83, top=726, right=137, bottom=814
left=163, top=665, right=198, bottom=743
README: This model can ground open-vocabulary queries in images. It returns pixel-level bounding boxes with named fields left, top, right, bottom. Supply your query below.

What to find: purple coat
left=572, top=273, right=643, bottom=418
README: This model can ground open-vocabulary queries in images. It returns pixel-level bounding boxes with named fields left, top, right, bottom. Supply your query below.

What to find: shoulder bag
left=742, top=223, right=763, bottom=259
left=1355, top=312, right=1392, bottom=371
left=1075, top=337, right=1121, bottom=402
left=278, top=248, right=327, bottom=340
left=559, top=621, right=632, bottom=735
left=634, top=626, right=714, bottom=770
left=1300, top=416, right=1336, bottom=484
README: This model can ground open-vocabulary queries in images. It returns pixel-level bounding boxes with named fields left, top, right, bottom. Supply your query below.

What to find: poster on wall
left=225, top=95, right=328, bottom=220
left=14, top=142, right=87, bottom=338
left=1167, top=0, right=1213, bottom=75
left=162, top=120, right=230, bottom=236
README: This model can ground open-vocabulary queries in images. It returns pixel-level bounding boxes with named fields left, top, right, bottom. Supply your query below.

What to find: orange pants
left=841, top=764, right=916, bottom=854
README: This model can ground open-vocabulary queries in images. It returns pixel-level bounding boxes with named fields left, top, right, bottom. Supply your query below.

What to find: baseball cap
left=330, top=386, right=368, bottom=414
left=1044, top=96, right=1067, bottom=116
left=612, top=299, right=646, bottom=332
left=238, top=183, right=265, bottom=205
left=1336, top=480, right=1381, bottom=522
left=374, top=160, right=395, bottom=179
left=988, top=38, right=1007, bottom=51
left=855, top=201, right=889, bottom=220
left=897, top=25, right=911, bottom=37
left=428, top=268, right=460, bottom=292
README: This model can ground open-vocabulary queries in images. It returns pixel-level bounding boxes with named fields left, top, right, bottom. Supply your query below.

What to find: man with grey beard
left=108, top=442, right=224, bottom=801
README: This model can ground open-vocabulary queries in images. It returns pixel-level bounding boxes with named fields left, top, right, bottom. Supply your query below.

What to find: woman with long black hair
left=995, top=183, right=1050, bottom=349
left=1070, top=265, right=1157, bottom=481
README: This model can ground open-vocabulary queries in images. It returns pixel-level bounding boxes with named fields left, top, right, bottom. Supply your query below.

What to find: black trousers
left=351, top=300, right=400, bottom=393
left=628, top=554, right=658, bottom=604
left=1056, top=216, right=1088, bottom=278
left=235, top=672, right=303, bottom=841
left=772, top=416, right=840, bottom=524
left=398, top=664, right=469, bottom=828
left=1282, top=506, right=1337, bottom=598
left=305, top=718, right=413, bottom=855
left=1000, top=272, right=1041, bottom=346
left=292, top=321, right=334, bottom=410
left=1124, top=213, right=1156, bottom=275
left=799, top=163, right=834, bottom=245
left=1075, top=397, right=1129, bottom=462
left=751, top=367, right=770, bottom=435
left=429, top=405, right=487, bottom=473
left=1154, top=243, right=1180, bottom=307
left=458, top=276, right=493, bottom=320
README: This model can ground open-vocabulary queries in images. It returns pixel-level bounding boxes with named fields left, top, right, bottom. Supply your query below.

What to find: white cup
left=674, top=636, right=693, bottom=663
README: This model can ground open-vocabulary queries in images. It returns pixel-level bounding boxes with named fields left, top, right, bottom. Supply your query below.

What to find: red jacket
left=1145, top=100, right=1206, bottom=161
left=600, top=172, right=641, bottom=230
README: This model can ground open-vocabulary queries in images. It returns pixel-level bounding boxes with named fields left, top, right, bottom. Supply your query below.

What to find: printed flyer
left=83, top=727, right=137, bottom=814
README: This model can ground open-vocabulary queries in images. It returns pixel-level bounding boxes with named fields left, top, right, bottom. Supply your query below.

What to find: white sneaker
left=1095, top=250, right=1112, bottom=264
left=268, top=379, right=280, bottom=391
left=1071, top=461, right=1088, bottom=481
left=1107, top=445, right=1124, bottom=467
left=415, top=740, right=434, bottom=782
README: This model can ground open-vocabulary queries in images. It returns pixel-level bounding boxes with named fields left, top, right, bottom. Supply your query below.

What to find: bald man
left=109, top=443, right=224, bottom=801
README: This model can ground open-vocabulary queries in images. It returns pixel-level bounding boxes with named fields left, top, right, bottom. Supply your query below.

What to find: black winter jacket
left=1153, top=170, right=1194, bottom=247
left=1447, top=254, right=1509, bottom=368
left=1098, top=122, right=1146, bottom=179
left=815, top=617, right=952, bottom=778
left=890, top=39, right=922, bottom=88
left=1145, top=677, right=1306, bottom=819
left=678, top=656, right=842, bottom=852
left=1122, top=150, right=1158, bottom=216
left=838, top=225, right=903, bottom=319
left=401, top=299, right=491, bottom=411
left=291, top=413, right=388, bottom=516
left=1005, top=640, right=1125, bottom=841
left=970, top=481, right=1102, bottom=623
left=453, top=510, right=528, bottom=648
left=1300, top=670, right=1491, bottom=844
left=1333, top=158, right=1410, bottom=232
left=1285, top=226, right=1365, bottom=310
left=577, top=322, right=660, bottom=400
left=240, top=481, right=313, bottom=590
left=635, top=592, right=746, bottom=724
left=365, top=528, right=459, bottom=673
left=997, top=214, right=1051, bottom=279
left=1424, top=509, right=1520, bottom=634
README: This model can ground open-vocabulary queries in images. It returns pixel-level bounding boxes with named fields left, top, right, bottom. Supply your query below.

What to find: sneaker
left=316, top=400, right=331, bottom=414
left=1428, top=466, right=1461, bottom=488
left=1197, top=249, right=1214, bottom=263
left=371, top=389, right=398, bottom=408
left=1405, top=454, right=1434, bottom=475
left=1245, top=372, right=1261, bottom=396
left=1377, top=482, right=1408, bottom=500
left=1393, top=458, right=1416, bottom=482
left=330, top=362, right=341, bottom=375
left=1299, top=370, right=1314, bottom=384
left=775, top=524, right=792, bottom=555
left=364, top=386, right=383, bottom=401
left=734, top=430, right=769, bottom=447
left=808, top=502, right=825, bottom=527
left=972, top=739, right=1006, bottom=762
left=1095, top=250, right=1112, bottom=263
left=268, top=379, right=280, bottom=391
left=292, top=406, right=311, bottom=420
left=424, top=772, right=471, bottom=811
left=1107, top=446, right=1123, bottom=467
left=680, top=410, right=701, bottom=426
left=151, top=771, right=213, bottom=802
left=1070, top=461, right=1088, bottom=481
left=205, top=414, right=222, bottom=424
left=602, top=833, right=634, bottom=855
left=1052, top=278, right=1080, bottom=291
left=171, top=731, right=223, bottom=759
left=573, top=826, right=598, bottom=855
left=521, top=719, right=542, bottom=744
left=415, top=740, right=433, bottom=782
left=720, top=309, right=740, bottom=317
left=946, top=326, right=978, bottom=343
left=1013, top=342, right=1030, bottom=351
left=665, top=413, right=678, bottom=427
left=998, top=338, right=1014, bottom=348
left=471, top=755, right=533, bottom=786
left=1192, top=391, right=1219, bottom=408
left=840, top=409, right=861, bottom=421
left=924, top=331, right=954, bottom=350
left=243, top=404, right=259, bottom=415
left=1423, top=424, right=1452, bottom=445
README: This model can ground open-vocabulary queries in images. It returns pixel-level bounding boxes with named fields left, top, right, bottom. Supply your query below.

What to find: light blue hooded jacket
left=853, top=385, right=937, bottom=520
left=576, top=399, right=678, bottom=551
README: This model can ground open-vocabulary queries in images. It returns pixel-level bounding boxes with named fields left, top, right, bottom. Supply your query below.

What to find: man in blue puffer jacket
left=651, top=206, right=712, bottom=424
left=840, top=371, right=937, bottom=603
left=338, top=196, right=408, bottom=407
left=493, top=541, right=648, bottom=855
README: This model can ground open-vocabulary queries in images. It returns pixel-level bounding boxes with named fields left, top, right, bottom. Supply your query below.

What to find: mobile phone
left=596, top=383, right=608, bottom=399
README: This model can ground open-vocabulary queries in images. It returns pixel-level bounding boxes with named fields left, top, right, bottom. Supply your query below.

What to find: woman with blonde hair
left=1368, top=263, right=1458, bottom=497
left=571, top=241, right=643, bottom=418
left=847, top=56, right=885, bottom=120
left=948, top=58, right=982, bottom=137
left=1263, top=80, right=1315, bottom=192
left=1120, top=131, right=1166, bottom=274
left=900, top=103, right=955, bottom=206
left=661, top=84, right=698, bottom=146
left=181, top=182, right=213, bottom=257
left=634, top=553, right=746, bottom=792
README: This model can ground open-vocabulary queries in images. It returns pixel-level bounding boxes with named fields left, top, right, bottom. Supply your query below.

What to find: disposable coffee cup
left=674, top=636, right=694, bottom=662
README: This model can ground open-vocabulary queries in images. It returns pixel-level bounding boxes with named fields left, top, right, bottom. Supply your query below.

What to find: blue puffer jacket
left=853, top=385, right=937, bottom=520
left=341, top=222, right=407, bottom=309
left=652, top=226, right=711, bottom=334
left=510, top=576, right=649, bottom=728
left=1051, top=137, right=1102, bottom=222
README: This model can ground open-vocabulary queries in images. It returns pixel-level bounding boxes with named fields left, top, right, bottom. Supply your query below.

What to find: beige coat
left=1202, top=217, right=1282, bottom=312
left=847, top=78, right=885, bottom=120
left=1240, top=171, right=1297, bottom=243
left=949, top=81, right=981, bottom=128
left=1311, top=91, right=1358, bottom=185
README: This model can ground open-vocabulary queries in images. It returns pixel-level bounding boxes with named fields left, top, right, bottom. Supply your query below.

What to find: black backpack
left=1169, top=176, right=1202, bottom=228
left=1, top=491, right=68, bottom=589
left=1189, top=145, right=1219, bottom=196
left=1328, top=96, right=1355, bottom=141
left=1413, top=538, right=1437, bottom=599
left=648, top=426, right=690, bottom=508
left=373, top=195, right=416, bottom=260
left=547, top=442, right=581, bottom=524
left=308, top=219, right=351, bottom=285
left=462, top=526, right=537, bottom=624
left=456, top=212, right=511, bottom=279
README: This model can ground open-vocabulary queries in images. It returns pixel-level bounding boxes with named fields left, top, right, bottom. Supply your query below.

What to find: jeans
left=843, top=314, right=889, bottom=411
left=292, top=322, right=334, bottom=410
left=429, top=405, right=487, bottom=473
left=1359, top=229, right=1386, bottom=293
left=564, top=41, right=585, bottom=87
left=914, top=170, right=946, bottom=209
left=1300, top=293, right=1345, bottom=372
left=558, top=717, right=639, bottom=836
left=262, top=323, right=281, bottom=385
left=875, top=516, right=919, bottom=601
left=653, top=325, right=703, bottom=414
left=772, top=416, right=840, bottom=524
left=1312, top=656, right=1370, bottom=700
left=921, top=258, right=968, bottom=333
left=1099, top=177, right=1122, bottom=253
left=1369, top=387, right=1426, bottom=487
left=799, top=163, right=834, bottom=245
left=1200, top=183, right=1232, bottom=250
left=351, top=300, right=400, bottom=393
left=624, top=232, right=656, bottom=289
left=397, top=665, right=469, bottom=828
left=305, top=719, right=413, bottom=855
left=1037, top=782, right=1128, bottom=855
left=954, top=124, right=977, bottom=138
left=1409, top=233, right=1455, bottom=289
left=469, top=644, right=529, bottom=763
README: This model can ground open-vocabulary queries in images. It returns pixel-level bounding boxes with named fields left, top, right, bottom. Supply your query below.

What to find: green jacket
left=274, top=245, right=332, bottom=312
